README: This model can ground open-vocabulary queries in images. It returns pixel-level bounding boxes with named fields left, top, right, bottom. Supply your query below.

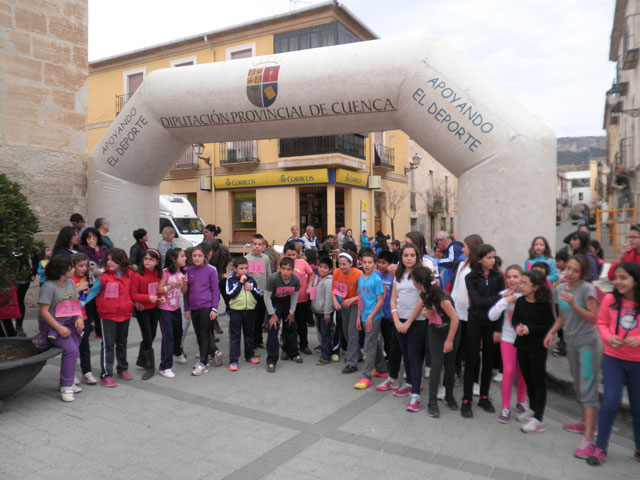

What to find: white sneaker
left=60, top=384, right=82, bottom=394
left=213, top=351, right=224, bottom=367
left=493, top=372, right=503, bottom=383
left=74, top=376, right=81, bottom=385
left=159, top=369, right=175, bottom=378
left=437, top=385, right=446, bottom=400
left=60, top=387, right=75, bottom=402
left=521, top=418, right=545, bottom=434
left=175, top=354, right=187, bottom=364
left=517, top=407, right=535, bottom=423
left=192, top=363, right=209, bottom=376
left=82, top=372, right=97, bottom=385
left=424, top=366, right=431, bottom=379
left=473, top=382, right=480, bottom=396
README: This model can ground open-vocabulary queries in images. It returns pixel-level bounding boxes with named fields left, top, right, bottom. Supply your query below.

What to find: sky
left=88, top=0, right=616, bottom=138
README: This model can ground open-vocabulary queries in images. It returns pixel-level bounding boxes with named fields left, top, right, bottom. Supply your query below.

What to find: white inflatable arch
left=89, top=34, right=556, bottom=264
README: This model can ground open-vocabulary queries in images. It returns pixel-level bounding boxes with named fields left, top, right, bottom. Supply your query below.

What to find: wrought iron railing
left=219, top=141, right=259, bottom=165
left=373, top=144, right=395, bottom=170
left=279, top=134, right=366, bottom=160
left=115, top=93, right=133, bottom=115
left=173, top=145, right=199, bottom=169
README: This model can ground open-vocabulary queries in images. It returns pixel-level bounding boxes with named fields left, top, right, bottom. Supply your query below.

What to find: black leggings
left=428, top=324, right=460, bottom=402
left=463, top=320, right=496, bottom=401
left=517, top=348, right=548, bottom=421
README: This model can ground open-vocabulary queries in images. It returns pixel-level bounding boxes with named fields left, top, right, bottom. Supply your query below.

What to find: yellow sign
left=336, top=168, right=368, bottom=188
left=215, top=169, right=329, bottom=190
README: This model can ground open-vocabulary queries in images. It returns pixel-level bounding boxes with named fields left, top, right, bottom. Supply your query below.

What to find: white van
left=159, top=194, right=205, bottom=249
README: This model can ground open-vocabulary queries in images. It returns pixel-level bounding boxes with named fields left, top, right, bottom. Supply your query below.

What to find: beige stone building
left=0, top=0, right=88, bottom=241
left=406, top=139, right=458, bottom=248
left=604, top=0, right=639, bottom=219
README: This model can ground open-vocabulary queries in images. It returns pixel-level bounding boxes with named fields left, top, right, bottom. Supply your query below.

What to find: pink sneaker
left=393, top=385, right=412, bottom=397
left=372, top=369, right=388, bottom=378
left=574, top=438, right=596, bottom=459
left=117, top=371, right=133, bottom=381
left=563, top=422, right=585, bottom=434
left=100, top=376, right=117, bottom=388
left=376, top=378, right=399, bottom=392
left=354, top=377, right=372, bottom=390
left=587, top=447, right=606, bottom=466
left=406, top=394, right=420, bottom=412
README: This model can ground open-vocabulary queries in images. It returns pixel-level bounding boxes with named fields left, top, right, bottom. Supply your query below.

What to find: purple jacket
left=78, top=245, right=109, bottom=267
left=184, top=264, right=220, bottom=312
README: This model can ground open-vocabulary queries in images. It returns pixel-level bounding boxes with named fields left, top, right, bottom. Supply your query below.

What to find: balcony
left=173, top=145, right=199, bottom=169
left=115, top=93, right=133, bottom=116
left=219, top=141, right=259, bottom=166
left=623, top=14, right=639, bottom=70
left=620, top=137, right=635, bottom=168
left=428, top=193, right=444, bottom=214
left=279, top=134, right=366, bottom=160
left=373, top=144, right=395, bottom=170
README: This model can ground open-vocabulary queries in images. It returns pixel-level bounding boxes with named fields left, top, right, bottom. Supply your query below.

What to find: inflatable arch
left=89, top=34, right=556, bottom=264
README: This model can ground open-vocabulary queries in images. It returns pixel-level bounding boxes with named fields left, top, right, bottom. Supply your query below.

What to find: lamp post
left=192, top=143, right=211, bottom=165
left=405, top=153, right=422, bottom=175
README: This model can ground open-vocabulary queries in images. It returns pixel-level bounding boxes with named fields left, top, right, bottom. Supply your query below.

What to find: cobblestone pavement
left=1, top=314, right=638, bottom=480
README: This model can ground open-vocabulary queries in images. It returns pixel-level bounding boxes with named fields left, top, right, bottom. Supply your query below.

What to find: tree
left=381, top=186, right=407, bottom=241
left=0, top=174, right=44, bottom=300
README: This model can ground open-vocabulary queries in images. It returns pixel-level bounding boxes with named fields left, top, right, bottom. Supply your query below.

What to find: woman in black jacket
left=461, top=244, right=505, bottom=418
left=129, top=228, right=148, bottom=268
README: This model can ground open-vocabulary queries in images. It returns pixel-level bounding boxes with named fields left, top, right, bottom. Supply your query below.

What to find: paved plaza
left=1, top=313, right=638, bottom=480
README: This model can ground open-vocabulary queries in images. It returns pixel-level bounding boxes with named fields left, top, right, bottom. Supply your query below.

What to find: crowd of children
left=25, top=226, right=640, bottom=468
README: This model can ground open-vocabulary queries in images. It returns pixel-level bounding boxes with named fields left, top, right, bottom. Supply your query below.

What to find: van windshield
left=173, top=218, right=205, bottom=235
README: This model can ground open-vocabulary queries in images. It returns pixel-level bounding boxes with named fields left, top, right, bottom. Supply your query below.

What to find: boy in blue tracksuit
left=226, top=256, right=262, bottom=371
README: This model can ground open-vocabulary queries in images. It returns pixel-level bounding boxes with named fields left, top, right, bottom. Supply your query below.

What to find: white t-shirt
left=451, top=262, right=471, bottom=321
left=396, top=272, right=425, bottom=320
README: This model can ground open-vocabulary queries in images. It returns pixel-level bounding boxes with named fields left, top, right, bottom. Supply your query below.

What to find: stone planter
left=0, top=338, right=62, bottom=412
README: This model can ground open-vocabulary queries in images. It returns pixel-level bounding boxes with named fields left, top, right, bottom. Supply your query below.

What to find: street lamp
left=606, top=89, right=640, bottom=117
left=405, top=153, right=422, bottom=174
left=192, top=143, right=211, bottom=165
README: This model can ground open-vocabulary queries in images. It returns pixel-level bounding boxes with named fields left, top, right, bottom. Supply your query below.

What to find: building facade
left=88, top=3, right=456, bottom=247
left=604, top=0, right=640, bottom=218
left=1, top=0, right=88, bottom=242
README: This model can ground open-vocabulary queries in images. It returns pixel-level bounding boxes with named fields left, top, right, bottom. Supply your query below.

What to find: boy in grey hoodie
left=312, top=256, right=334, bottom=365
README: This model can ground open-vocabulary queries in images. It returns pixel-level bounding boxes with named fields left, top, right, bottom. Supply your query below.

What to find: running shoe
left=574, top=438, right=595, bottom=459
left=586, top=448, right=606, bottom=466
left=393, top=385, right=412, bottom=397
left=372, top=369, right=388, bottom=378
left=521, top=418, right=545, bottom=434
left=376, top=378, right=399, bottom=392
left=497, top=408, right=511, bottom=424
left=159, top=369, right=175, bottom=378
left=229, top=363, right=238, bottom=372
left=248, top=357, right=260, bottom=364
left=406, top=394, right=420, bottom=412
left=192, top=363, right=209, bottom=376
left=563, top=421, right=586, bottom=434
left=517, top=407, right=535, bottom=423
left=354, top=377, right=372, bottom=390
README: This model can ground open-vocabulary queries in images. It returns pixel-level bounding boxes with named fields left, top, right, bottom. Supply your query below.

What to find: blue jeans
left=596, top=354, right=640, bottom=450
left=158, top=309, right=178, bottom=370
left=396, top=319, right=427, bottom=395
left=315, top=313, right=332, bottom=361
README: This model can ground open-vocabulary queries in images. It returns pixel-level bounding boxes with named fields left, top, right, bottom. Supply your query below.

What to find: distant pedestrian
left=524, top=236, right=558, bottom=284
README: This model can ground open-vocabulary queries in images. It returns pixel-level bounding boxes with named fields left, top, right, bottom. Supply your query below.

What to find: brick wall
left=0, top=0, right=88, bottom=244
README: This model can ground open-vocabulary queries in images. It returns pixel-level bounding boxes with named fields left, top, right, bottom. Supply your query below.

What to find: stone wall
left=0, top=0, right=88, bottom=245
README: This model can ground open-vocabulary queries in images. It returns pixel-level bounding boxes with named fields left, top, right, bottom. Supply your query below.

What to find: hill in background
left=558, top=136, right=606, bottom=166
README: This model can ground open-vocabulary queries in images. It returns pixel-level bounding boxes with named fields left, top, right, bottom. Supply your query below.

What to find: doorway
left=299, top=187, right=326, bottom=241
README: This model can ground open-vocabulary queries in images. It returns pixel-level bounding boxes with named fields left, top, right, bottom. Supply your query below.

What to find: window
left=123, top=67, right=145, bottom=98
left=226, top=43, right=256, bottom=60
left=234, top=191, right=256, bottom=230
left=274, top=22, right=359, bottom=53
left=449, top=218, right=454, bottom=235
left=171, top=56, right=196, bottom=68
left=578, top=192, right=584, bottom=201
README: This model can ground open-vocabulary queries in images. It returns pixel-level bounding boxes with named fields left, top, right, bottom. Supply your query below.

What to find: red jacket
left=608, top=250, right=640, bottom=280
left=96, top=269, right=134, bottom=322
left=130, top=268, right=163, bottom=310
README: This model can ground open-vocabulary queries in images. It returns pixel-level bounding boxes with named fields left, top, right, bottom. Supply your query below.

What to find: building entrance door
left=300, top=187, right=326, bottom=242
